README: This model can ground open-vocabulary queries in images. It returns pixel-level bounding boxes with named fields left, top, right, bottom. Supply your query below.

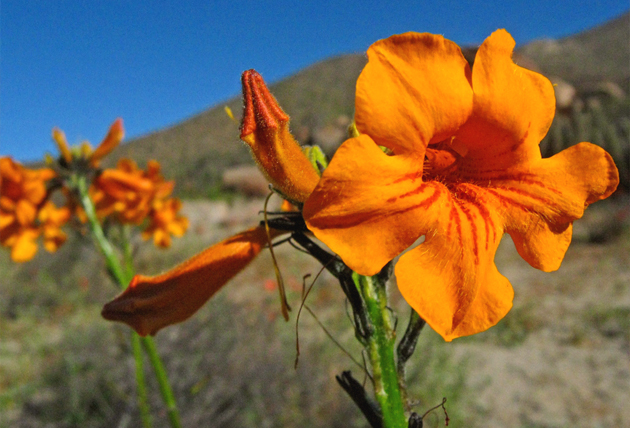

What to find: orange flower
left=0, top=157, right=58, bottom=262
left=52, top=119, right=124, bottom=167
left=142, top=198, right=189, bottom=248
left=91, top=158, right=166, bottom=224
left=38, top=201, right=71, bottom=253
left=102, top=226, right=285, bottom=335
left=303, top=30, right=619, bottom=341
left=240, top=70, right=320, bottom=203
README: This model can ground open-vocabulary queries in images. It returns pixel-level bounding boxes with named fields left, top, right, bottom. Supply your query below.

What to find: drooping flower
left=303, top=30, right=619, bottom=341
left=102, top=226, right=285, bottom=335
left=0, top=157, right=59, bottom=262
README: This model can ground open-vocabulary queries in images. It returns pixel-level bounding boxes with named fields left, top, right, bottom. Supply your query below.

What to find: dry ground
left=1, top=196, right=628, bottom=428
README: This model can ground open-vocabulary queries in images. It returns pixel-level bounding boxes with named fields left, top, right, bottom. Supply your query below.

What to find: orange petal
left=11, top=228, right=40, bottom=262
left=102, top=226, right=286, bottom=335
left=456, top=29, right=555, bottom=173
left=97, top=169, right=154, bottom=196
left=43, top=227, right=67, bottom=253
left=304, top=134, right=444, bottom=275
left=90, top=118, right=124, bottom=165
left=52, top=128, right=73, bottom=164
left=487, top=142, right=619, bottom=271
left=240, top=70, right=320, bottom=203
left=355, top=32, right=473, bottom=155
left=15, top=200, right=37, bottom=226
left=21, top=179, right=48, bottom=206
left=396, top=183, right=512, bottom=341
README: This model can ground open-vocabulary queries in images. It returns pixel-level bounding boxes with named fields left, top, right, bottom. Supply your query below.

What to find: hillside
left=113, top=12, right=629, bottom=197
left=516, top=12, right=629, bottom=91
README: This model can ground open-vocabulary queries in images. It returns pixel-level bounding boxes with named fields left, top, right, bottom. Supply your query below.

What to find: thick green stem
left=353, top=273, right=407, bottom=428
left=76, top=175, right=181, bottom=428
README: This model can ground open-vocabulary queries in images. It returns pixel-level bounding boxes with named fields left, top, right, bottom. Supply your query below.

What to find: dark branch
left=336, top=371, right=382, bottom=428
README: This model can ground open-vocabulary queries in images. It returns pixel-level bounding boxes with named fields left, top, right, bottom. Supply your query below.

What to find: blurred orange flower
left=303, top=30, right=619, bottom=341
left=0, top=157, right=61, bottom=262
left=91, top=158, right=157, bottom=224
left=92, top=158, right=187, bottom=248
left=38, top=201, right=71, bottom=253
left=142, top=198, right=189, bottom=248
left=53, top=118, right=124, bottom=167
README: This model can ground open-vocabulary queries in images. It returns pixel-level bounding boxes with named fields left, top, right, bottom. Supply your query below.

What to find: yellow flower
left=0, top=157, right=59, bottom=262
left=240, top=70, right=320, bottom=203
left=303, top=30, right=619, bottom=341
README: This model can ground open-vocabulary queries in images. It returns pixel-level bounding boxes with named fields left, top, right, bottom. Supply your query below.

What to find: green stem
left=142, top=337, right=182, bottom=428
left=132, top=332, right=153, bottom=428
left=353, top=273, right=407, bottom=428
left=75, top=175, right=128, bottom=286
left=75, top=175, right=181, bottom=428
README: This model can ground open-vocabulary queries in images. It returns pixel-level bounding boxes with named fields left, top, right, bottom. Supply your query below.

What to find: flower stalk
left=353, top=272, right=407, bottom=428
left=75, top=174, right=181, bottom=428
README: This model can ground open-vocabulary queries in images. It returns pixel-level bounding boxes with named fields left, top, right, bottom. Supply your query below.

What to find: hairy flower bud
left=240, top=70, right=319, bottom=203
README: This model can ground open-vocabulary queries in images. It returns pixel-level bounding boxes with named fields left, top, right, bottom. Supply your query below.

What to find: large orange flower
left=303, top=30, right=619, bottom=341
left=0, top=157, right=59, bottom=262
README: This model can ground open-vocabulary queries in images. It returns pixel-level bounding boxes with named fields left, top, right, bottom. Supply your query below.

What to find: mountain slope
left=113, top=12, right=629, bottom=197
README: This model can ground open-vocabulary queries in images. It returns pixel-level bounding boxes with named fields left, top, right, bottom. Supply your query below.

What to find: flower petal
left=11, top=228, right=40, bottom=262
left=101, top=226, right=285, bottom=335
left=355, top=32, right=473, bottom=154
left=90, top=118, right=124, bottom=165
left=396, top=183, right=512, bottom=341
left=304, top=134, right=444, bottom=275
left=456, top=29, right=555, bottom=172
left=52, top=128, right=73, bottom=164
left=487, top=142, right=619, bottom=271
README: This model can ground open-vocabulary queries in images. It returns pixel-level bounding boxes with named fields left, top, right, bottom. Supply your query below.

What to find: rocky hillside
left=112, top=12, right=629, bottom=197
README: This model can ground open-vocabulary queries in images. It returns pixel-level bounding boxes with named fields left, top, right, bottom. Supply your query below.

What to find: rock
left=222, top=165, right=269, bottom=196
left=550, top=77, right=577, bottom=110
left=312, top=115, right=351, bottom=154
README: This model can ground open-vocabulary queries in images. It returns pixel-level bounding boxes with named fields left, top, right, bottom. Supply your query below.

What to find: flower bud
left=240, top=70, right=319, bottom=203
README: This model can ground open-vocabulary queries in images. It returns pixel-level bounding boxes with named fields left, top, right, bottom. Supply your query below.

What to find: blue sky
left=2, top=1, right=628, bottom=162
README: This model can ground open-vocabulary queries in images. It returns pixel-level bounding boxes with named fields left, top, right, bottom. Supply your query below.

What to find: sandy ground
left=183, top=196, right=630, bottom=428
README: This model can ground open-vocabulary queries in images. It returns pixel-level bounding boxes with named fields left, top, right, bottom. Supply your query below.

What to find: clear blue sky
left=2, top=1, right=628, bottom=162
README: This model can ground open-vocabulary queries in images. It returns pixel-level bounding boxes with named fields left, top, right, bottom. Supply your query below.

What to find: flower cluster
left=0, top=157, right=68, bottom=262
left=90, top=158, right=188, bottom=248
left=1, top=119, right=188, bottom=262
left=103, top=30, right=619, bottom=342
